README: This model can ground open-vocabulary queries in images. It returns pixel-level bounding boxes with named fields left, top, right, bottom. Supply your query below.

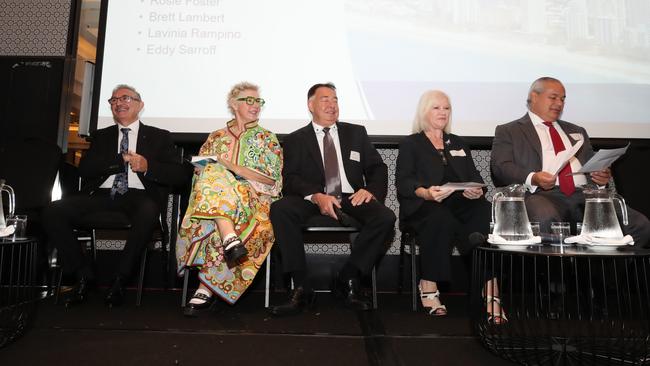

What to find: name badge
left=349, top=151, right=360, bottom=162
left=449, top=149, right=467, bottom=157
left=569, top=133, right=583, bottom=141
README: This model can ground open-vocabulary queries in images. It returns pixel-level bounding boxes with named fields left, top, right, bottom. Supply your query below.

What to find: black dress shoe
left=65, top=276, right=93, bottom=308
left=183, top=291, right=214, bottom=317
left=333, top=276, right=371, bottom=311
left=223, top=237, right=248, bottom=264
left=104, top=277, right=125, bottom=308
left=268, top=287, right=315, bottom=317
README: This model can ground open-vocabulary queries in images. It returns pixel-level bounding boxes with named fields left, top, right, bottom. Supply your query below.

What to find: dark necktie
left=111, top=128, right=131, bottom=198
left=543, top=122, right=575, bottom=196
left=322, top=127, right=342, bottom=198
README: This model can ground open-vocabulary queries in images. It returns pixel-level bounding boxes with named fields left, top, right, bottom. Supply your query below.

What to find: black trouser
left=270, top=195, right=396, bottom=277
left=42, top=189, right=160, bottom=279
left=406, top=194, right=491, bottom=283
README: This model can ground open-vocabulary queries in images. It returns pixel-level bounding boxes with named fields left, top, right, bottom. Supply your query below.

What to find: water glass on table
left=5, top=215, right=27, bottom=241
left=529, top=222, right=541, bottom=237
left=551, top=221, right=570, bottom=248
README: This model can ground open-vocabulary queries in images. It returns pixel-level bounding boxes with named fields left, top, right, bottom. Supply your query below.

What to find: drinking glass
left=551, top=222, right=570, bottom=247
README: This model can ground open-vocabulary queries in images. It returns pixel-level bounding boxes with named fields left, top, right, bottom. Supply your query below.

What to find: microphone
left=457, top=232, right=487, bottom=255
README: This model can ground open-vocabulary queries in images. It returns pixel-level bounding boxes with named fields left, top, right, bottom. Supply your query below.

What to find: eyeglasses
left=236, top=96, right=265, bottom=106
left=108, top=95, right=141, bottom=105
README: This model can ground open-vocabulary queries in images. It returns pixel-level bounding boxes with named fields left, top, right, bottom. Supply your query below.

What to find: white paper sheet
left=548, top=139, right=584, bottom=175
left=440, top=182, right=486, bottom=191
left=572, top=143, right=630, bottom=174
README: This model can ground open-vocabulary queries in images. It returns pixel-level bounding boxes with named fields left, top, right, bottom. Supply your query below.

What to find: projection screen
left=95, top=0, right=650, bottom=138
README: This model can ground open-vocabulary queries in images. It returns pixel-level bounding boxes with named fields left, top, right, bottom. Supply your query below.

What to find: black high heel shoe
left=223, top=236, right=248, bottom=264
left=183, top=291, right=214, bottom=317
left=418, top=285, right=447, bottom=316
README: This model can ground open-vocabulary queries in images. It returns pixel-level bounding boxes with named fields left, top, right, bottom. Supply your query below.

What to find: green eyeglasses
left=236, top=96, right=265, bottom=106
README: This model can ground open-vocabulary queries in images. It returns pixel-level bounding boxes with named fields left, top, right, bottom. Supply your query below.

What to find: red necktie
left=543, top=122, right=575, bottom=196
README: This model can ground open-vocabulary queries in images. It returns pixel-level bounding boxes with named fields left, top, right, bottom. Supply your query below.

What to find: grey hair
left=112, top=84, right=142, bottom=100
left=412, top=90, right=452, bottom=133
left=526, top=77, right=562, bottom=108
left=227, top=81, right=260, bottom=115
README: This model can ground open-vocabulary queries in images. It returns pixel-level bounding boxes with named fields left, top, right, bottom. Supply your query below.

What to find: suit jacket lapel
left=304, top=124, right=325, bottom=178
left=518, top=114, right=543, bottom=167
left=136, top=122, right=147, bottom=154
left=337, top=123, right=353, bottom=177
left=444, top=134, right=467, bottom=180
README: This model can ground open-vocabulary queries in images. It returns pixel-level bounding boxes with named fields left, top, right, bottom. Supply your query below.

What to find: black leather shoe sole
left=224, top=243, right=248, bottom=264
left=333, top=279, right=371, bottom=311
left=183, top=301, right=214, bottom=317
left=268, top=293, right=316, bottom=317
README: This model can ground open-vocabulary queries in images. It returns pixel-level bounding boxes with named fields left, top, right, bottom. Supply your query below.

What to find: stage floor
left=0, top=289, right=513, bottom=366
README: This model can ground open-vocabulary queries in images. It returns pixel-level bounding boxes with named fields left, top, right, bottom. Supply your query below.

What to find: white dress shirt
left=99, top=121, right=146, bottom=190
left=305, top=122, right=354, bottom=201
left=526, top=111, right=587, bottom=192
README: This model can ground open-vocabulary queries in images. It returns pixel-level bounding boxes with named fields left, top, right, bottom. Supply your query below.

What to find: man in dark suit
left=491, top=77, right=650, bottom=246
left=43, top=84, right=188, bottom=307
left=269, top=83, right=396, bottom=316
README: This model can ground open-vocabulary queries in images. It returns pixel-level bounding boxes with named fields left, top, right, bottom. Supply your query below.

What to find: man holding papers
left=491, top=77, right=650, bottom=246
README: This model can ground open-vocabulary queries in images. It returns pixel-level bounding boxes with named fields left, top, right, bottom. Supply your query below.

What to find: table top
left=478, top=243, right=650, bottom=257
left=0, top=237, right=36, bottom=245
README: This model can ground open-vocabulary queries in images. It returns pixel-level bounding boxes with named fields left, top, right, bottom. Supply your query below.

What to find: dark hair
left=307, top=82, right=336, bottom=100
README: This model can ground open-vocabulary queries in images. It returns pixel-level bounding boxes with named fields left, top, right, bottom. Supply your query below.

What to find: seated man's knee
left=525, top=195, right=562, bottom=222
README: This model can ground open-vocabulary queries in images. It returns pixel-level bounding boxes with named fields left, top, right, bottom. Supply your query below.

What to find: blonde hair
left=227, top=81, right=260, bottom=115
left=412, top=90, right=452, bottom=133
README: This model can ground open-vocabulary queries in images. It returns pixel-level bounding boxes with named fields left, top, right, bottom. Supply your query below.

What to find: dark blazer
left=78, top=122, right=188, bottom=207
left=490, top=113, right=595, bottom=188
left=396, top=132, right=485, bottom=220
left=282, top=121, right=388, bottom=202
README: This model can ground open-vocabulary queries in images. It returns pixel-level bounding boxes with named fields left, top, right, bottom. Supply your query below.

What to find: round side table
left=0, top=237, right=39, bottom=348
left=472, top=245, right=650, bottom=366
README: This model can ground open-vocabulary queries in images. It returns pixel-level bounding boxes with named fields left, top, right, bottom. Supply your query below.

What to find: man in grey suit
left=491, top=76, right=650, bottom=247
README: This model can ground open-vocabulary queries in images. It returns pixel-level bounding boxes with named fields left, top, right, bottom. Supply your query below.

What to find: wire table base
left=0, top=237, right=39, bottom=348
left=472, top=245, right=650, bottom=366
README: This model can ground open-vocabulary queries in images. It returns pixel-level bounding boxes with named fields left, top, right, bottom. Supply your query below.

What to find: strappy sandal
left=418, top=285, right=447, bottom=316
left=223, top=236, right=248, bottom=264
left=485, top=295, right=508, bottom=324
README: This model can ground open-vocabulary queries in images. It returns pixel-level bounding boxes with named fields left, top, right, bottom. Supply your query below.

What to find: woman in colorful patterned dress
left=176, top=82, right=283, bottom=316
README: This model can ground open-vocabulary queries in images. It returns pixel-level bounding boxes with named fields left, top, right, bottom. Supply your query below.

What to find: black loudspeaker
left=0, top=57, right=65, bottom=149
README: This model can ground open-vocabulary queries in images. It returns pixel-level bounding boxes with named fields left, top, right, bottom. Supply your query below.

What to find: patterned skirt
left=175, top=163, right=274, bottom=304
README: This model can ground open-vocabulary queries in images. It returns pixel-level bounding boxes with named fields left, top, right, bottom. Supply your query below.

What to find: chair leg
left=53, top=266, right=63, bottom=305
left=398, top=232, right=406, bottom=294
left=91, top=229, right=97, bottom=261
left=410, top=239, right=418, bottom=312
left=371, top=265, right=378, bottom=309
left=181, top=268, right=190, bottom=308
left=265, top=252, right=271, bottom=308
left=136, top=247, right=148, bottom=307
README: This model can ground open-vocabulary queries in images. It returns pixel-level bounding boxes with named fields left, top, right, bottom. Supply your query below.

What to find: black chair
left=268, top=215, right=378, bottom=310
left=180, top=215, right=379, bottom=310
left=398, top=225, right=419, bottom=311
left=51, top=211, right=167, bottom=306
